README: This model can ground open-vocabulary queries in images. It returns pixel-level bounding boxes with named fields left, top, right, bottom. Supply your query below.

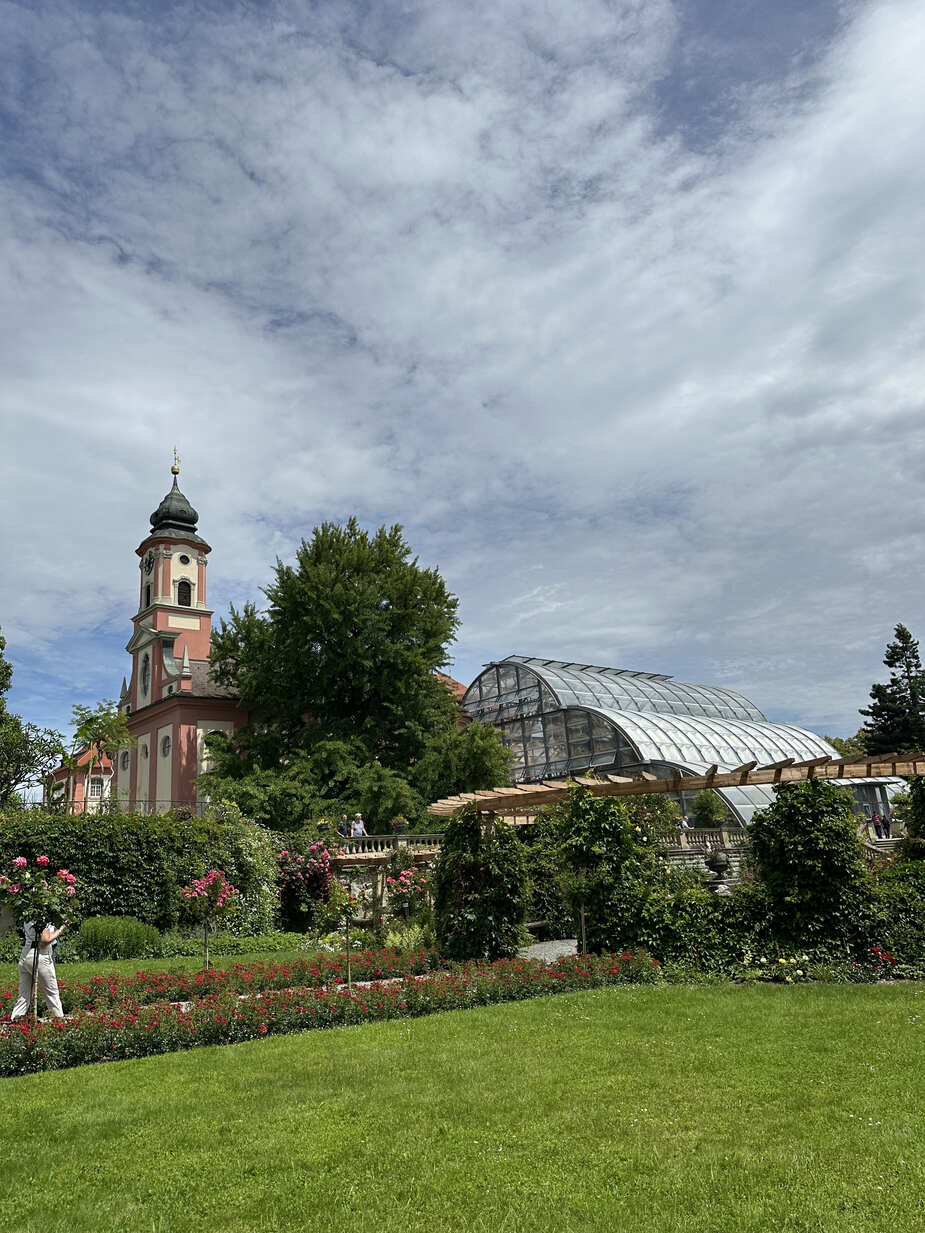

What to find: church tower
left=115, top=460, right=245, bottom=813
left=124, top=458, right=212, bottom=711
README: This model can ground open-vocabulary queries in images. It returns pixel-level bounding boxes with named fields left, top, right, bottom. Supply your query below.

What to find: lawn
left=1, top=983, right=922, bottom=1233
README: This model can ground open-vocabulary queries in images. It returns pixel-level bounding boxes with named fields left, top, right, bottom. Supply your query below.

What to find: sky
left=2, top=0, right=925, bottom=742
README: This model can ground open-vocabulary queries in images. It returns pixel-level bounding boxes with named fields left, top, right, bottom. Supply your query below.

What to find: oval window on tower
left=141, top=654, right=150, bottom=694
left=177, top=580, right=192, bottom=606
left=178, top=554, right=191, bottom=565
left=120, top=751, right=130, bottom=771
left=161, top=735, right=172, bottom=758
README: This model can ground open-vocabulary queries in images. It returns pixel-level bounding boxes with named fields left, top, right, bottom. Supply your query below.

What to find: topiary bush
left=433, top=805, right=525, bottom=960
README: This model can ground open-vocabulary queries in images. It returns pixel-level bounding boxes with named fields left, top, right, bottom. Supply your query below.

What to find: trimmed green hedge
left=0, top=810, right=278, bottom=933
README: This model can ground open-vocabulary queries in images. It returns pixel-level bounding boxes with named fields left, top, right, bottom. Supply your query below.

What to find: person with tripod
left=10, top=919, right=68, bottom=1021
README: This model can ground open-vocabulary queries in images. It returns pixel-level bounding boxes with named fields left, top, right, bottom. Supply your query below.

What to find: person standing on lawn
left=10, top=920, right=68, bottom=1020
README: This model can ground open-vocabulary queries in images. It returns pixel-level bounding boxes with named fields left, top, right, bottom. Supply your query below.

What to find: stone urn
left=704, top=847, right=732, bottom=895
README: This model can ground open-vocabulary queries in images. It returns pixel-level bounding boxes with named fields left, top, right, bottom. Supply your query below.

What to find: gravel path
left=518, top=939, right=577, bottom=963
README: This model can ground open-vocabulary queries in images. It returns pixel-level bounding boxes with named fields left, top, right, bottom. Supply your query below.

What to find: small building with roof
left=462, top=655, right=902, bottom=823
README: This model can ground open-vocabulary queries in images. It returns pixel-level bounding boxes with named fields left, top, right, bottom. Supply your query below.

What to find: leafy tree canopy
left=823, top=730, right=867, bottom=758
left=203, top=520, right=509, bottom=831
left=0, top=627, right=65, bottom=809
left=860, top=624, right=925, bottom=755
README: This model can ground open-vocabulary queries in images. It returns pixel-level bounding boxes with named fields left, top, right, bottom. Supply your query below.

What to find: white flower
left=796, top=969, right=804, bottom=976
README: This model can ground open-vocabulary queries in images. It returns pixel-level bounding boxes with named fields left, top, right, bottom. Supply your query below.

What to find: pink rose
left=36, top=855, right=50, bottom=867
left=12, top=857, right=27, bottom=870
left=66, top=886, right=76, bottom=897
left=10, top=884, right=20, bottom=894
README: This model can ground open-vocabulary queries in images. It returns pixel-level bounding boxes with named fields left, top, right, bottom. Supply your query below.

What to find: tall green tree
left=860, top=624, right=925, bottom=754
left=204, top=520, right=508, bottom=830
left=68, top=701, right=134, bottom=810
left=0, top=627, right=65, bottom=809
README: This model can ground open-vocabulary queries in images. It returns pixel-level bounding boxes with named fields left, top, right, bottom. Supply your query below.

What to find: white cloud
left=1, top=0, right=924, bottom=738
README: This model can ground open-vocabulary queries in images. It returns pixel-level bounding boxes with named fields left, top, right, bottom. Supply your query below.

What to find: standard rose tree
left=180, top=869, right=239, bottom=969
left=0, top=856, right=79, bottom=1021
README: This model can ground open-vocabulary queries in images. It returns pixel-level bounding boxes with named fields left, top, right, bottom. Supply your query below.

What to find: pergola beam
left=427, top=754, right=925, bottom=818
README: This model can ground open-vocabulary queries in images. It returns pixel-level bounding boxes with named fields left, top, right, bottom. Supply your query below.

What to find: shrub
left=433, top=805, right=526, bottom=960
left=748, top=781, right=868, bottom=947
left=520, top=817, right=576, bottom=940
left=867, top=859, right=925, bottom=962
left=73, top=916, right=162, bottom=961
left=276, top=845, right=335, bottom=931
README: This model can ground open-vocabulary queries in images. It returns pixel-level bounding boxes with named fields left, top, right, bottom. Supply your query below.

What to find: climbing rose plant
left=276, top=845, right=334, bottom=931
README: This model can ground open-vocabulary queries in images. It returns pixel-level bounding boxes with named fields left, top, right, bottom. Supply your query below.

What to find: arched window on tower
left=177, top=580, right=192, bottom=607
left=144, top=585, right=151, bottom=608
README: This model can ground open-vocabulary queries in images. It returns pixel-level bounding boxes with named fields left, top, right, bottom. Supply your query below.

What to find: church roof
left=148, top=468, right=207, bottom=544
left=188, top=660, right=238, bottom=700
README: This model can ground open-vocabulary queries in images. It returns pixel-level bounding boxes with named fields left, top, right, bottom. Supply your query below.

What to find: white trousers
left=11, top=952, right=64, bottom=1019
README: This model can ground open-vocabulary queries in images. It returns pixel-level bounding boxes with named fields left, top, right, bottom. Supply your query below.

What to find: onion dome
left=148, top=462, right=205, bottom=542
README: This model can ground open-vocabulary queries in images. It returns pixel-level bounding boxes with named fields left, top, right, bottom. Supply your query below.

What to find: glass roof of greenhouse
left=590, top=708, right=835, bottom=767
left=499, top=656, right=766, bottom=723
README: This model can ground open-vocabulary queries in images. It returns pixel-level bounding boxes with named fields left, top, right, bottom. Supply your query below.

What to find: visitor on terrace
left=350, top=813, right=368, bottom=838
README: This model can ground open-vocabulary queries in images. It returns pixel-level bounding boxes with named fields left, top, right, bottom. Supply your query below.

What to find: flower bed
left=0, top=948, right=444, bottom=1017
left=0, top=951, right=661, bottom=1076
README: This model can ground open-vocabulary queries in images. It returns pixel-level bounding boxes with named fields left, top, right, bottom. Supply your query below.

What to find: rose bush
left=0, top=951, right=662, bottom=1076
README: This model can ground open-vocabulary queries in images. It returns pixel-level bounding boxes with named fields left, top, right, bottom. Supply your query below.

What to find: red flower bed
left=0, top=951, right=661, bottom=1077
left=0, top=948, right=443, bottom=1017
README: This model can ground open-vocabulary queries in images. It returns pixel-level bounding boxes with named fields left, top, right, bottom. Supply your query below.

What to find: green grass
left=1, top=983, right=923, bottom=1233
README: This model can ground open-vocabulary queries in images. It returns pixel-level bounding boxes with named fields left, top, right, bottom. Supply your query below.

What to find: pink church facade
left=114, top=465, right=248, bottom=812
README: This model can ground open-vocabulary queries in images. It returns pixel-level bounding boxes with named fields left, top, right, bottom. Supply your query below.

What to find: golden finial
left=171, top=447, right=180, bottom=476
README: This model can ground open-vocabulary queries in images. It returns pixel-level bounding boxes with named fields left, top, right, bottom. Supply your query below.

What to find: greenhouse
left=461, top=656, right=901, bottom=824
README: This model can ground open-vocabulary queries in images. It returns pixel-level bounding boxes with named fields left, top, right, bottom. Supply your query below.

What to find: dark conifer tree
left=860, top=624, right=925, bottom=754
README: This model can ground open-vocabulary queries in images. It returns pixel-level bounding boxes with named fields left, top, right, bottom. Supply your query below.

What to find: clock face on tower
left=144, top=550, right=155, bottom=575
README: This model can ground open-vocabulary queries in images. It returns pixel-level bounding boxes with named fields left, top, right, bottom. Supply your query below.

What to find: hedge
left=0, top=809, right=278, bottom=933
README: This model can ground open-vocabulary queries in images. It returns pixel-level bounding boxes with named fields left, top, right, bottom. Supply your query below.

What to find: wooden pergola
left=427, top=753, right=923, bottom=819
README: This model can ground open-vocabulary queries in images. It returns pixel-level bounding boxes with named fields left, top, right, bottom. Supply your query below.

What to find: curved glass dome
left=463, top=655, right=769, bottom=720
